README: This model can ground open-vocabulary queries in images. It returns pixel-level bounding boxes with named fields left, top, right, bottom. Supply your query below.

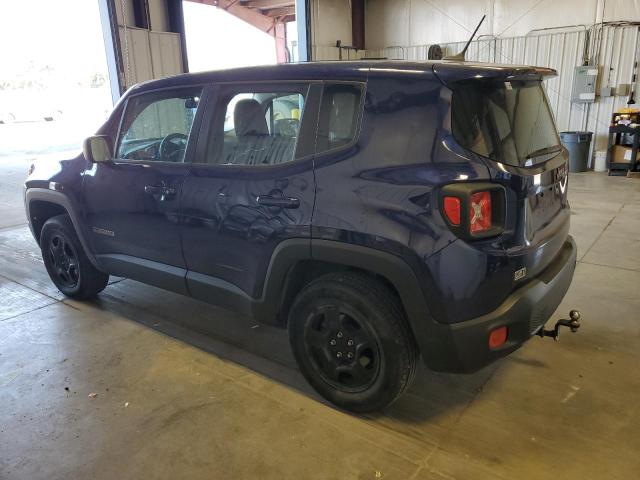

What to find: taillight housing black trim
left=440, top=182, right=506, bottom=240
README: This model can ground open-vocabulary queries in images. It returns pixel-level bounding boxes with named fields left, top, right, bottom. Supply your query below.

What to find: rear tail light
left=469, top=191, right=492, bottom=233
left=440, top=183, right=506, bottom=239
left=443, top=196, right=461, bottom=225
left=489, top=326, right=508, bottom=349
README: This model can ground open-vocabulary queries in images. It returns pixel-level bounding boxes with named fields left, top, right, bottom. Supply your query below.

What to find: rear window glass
left=451, top=80, right=561, bottom=167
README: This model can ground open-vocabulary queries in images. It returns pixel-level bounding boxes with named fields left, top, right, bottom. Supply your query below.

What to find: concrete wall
left=365, top=0, right=640, bottom=48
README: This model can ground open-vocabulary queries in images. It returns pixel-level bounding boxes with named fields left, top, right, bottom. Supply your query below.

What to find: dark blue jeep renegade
left=25, top=60, right=576, bottom=412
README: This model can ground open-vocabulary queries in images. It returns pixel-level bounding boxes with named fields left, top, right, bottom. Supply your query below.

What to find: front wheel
left=288, top=272, right=418, bottom=412
left=40, top=214, right=109, bottom=299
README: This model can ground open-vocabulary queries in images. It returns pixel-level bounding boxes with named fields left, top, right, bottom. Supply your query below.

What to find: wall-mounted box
left=600, top=86, right=614, bottom=97
left=571, top=65, right=598, bottom=103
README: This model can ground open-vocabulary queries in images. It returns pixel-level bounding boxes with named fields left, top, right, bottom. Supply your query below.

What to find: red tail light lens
left=469, top=191, right=492, bottom=234
left=443, top=196, right=461, bottom=225
left=489, top=326, right=508, bottom=349
left=440, top=183, right=505, bottom=239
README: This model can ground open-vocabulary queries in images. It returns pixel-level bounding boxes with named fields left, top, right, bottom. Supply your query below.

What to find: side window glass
left=317, top=83, right=362, bottom=153
left=203, top=89, right=306, bottom=166
left=117, top=88, right=202, bottom=163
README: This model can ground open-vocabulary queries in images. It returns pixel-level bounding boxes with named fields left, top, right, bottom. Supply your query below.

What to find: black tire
left=40, top=214, right=109, bottom=299
left=288, top=271, right=418, bottom=412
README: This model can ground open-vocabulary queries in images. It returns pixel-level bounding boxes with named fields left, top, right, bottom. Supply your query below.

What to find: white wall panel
left=149, top=0, right=169, bottom=31
left=312, top=45, right=367, bottom=61
left=119, top=26, right=154, bottom=87
left=112, top=0, right=185, bottom=93
left=149, top=32, right=183, bottom=79
left=118, top=27, right=183, bottom=88
left=310, top=0, right=353, bottom=60
left=365, top=0, right=640, bottom=46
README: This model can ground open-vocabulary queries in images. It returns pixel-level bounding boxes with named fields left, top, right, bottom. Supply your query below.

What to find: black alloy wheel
left=40, top=214, right=109, bottom=299
left=46, top=232, right=80, bottom=288
left=303, top=305, right=380, bottom=392
left=289, top=272, right=418, bottom=412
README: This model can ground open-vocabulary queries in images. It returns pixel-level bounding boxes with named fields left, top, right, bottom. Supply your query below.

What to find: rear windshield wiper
left=525, top=145, right=562, bottom=160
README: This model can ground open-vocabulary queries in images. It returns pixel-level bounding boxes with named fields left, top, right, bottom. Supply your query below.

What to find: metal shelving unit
left=606, top=124, right=640, bottom=176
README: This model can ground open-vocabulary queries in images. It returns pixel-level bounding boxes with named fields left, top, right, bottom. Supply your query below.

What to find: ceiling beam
left=186, top=0, right=274, bottom=32
left=263, top=6, right=295, bottom=17
left=243, top=0, right=294, bottom=8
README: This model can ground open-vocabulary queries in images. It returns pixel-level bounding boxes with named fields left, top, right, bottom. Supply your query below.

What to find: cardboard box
left=612, top=145, right=640, bottom=163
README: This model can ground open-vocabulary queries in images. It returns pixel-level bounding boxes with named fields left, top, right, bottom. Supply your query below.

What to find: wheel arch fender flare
left=25, top=188, right=100, bottom=269
left=309, top=240, right=434, bottom=355
left=257, top=238, right=437, bottom=358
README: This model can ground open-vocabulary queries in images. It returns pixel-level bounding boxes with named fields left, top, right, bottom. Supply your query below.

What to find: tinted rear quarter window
left=317, top=84, right=363, bottom=153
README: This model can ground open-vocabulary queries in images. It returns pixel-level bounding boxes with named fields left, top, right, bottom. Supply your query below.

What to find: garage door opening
left=0, top=0, right=112, bottom=229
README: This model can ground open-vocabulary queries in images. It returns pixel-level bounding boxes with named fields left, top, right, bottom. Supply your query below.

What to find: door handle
left=144, top=184, right=177, bottom=200
left=256, top=195, right=300, bottom=209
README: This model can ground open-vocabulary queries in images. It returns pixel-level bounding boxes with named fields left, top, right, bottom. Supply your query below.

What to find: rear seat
left=226, top=99, right=296, bottom=166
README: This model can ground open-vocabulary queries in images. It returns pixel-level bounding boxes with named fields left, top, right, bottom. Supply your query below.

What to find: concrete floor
left=1, top=172, right=639, bottom=479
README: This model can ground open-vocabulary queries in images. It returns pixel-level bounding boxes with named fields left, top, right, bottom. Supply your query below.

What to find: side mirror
left=83, top=135, right=113, bottom=163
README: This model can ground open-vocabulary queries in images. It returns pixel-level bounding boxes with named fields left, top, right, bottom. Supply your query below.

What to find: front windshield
left=451, top=80, right=561, bottom=167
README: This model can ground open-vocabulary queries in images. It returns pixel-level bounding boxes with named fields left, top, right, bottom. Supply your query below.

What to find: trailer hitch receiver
left=537, top=310, right=581, bottom=341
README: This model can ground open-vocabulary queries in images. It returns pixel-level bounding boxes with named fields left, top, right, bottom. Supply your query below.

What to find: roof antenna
left=443, top=15, right=486, bottom=61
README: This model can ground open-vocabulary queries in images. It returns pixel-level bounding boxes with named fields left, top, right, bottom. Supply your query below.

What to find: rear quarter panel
left=311, top=73, right=498, bottom=323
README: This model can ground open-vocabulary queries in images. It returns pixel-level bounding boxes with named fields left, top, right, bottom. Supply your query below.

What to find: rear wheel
left=40, top=215, right=109, bottom=299
left=288, top=272, right=418, bottom=412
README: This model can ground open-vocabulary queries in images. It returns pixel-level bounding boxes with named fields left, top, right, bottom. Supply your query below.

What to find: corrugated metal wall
left=368, top=26, right=640, bottom=154
left=118, top=26, right=184, bottom=89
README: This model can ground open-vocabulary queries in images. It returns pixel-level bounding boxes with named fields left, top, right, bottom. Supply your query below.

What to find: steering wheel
left=159, top=133, right=188, bottom=162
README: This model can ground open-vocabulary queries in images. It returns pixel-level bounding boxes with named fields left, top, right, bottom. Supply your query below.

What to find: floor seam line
left=578, top=260, right=640, bottom=273
left=0, top=272, right=62, bottom=302
left=0, top=300, right=60, bottom=323
left=579, top=202, right=624, bottom=261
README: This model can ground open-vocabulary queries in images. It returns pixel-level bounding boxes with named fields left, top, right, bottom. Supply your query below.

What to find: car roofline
left=126, top=59, right=556, bottom=94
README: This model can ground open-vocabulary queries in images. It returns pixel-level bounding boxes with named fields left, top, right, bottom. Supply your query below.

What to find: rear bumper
left=423, top=235, right=577, bottom=373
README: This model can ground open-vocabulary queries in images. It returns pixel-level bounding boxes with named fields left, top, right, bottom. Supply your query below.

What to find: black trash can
left=560, top=131, right=592, bottom=172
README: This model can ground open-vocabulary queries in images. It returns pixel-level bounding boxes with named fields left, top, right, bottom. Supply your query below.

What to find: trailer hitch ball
left=537, top=309, right=581, bottom=341
left=569, top=309, right=581, bottom=327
